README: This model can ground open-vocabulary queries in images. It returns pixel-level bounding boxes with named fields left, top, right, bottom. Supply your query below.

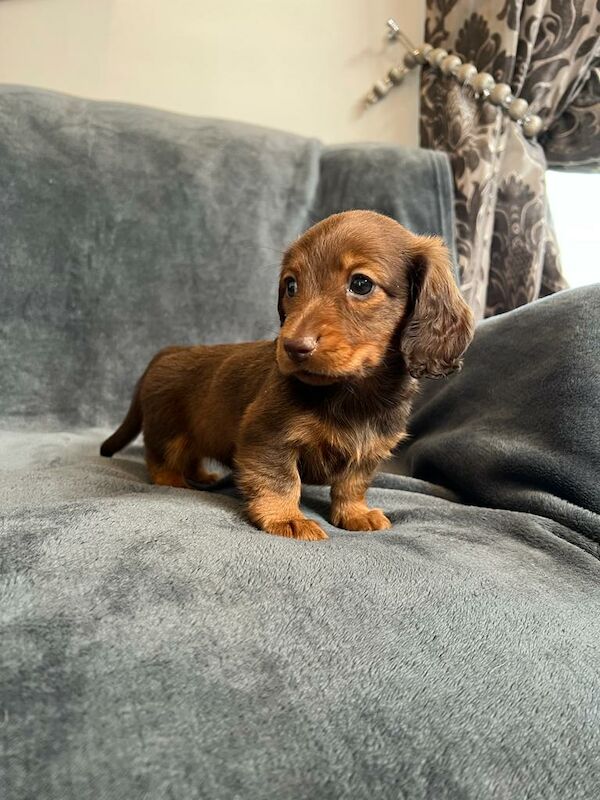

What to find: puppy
left=101, top=210, right=473, bottom=540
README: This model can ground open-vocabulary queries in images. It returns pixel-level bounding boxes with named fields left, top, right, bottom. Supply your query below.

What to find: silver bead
left=489, top=82, right=512, bottom=106
left=508, top=97, right=530, bottom=121
left=388, top=66, right=406, bottom=85
left=372, top=79, right=393, bottom=99
left=455, top=63, right=477, bottom=85
left=403, top=51, right=418, bottom=69
left=427, top=48, right=448, bottom=68
left=440, top=54, right=462, bottom=76
left=472, top=72, right=495, bottom=95
left=523, top=114, right=543, bottom=137
left=415, top=44, right=432, bottom=64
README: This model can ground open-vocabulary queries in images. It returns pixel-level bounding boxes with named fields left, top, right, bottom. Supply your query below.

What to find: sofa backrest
left=0, top=85, right=455, bottom=427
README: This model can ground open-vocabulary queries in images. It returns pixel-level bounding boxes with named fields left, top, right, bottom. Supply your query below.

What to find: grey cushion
left=1, top=86, right=599, bottom=800
left=0, top=86, right=319, bottom=426
left=314, top=143, right=457, bottom=265
left=0, top=85, right=455, bottom=429
left=403, top=284, right=600, bottom=557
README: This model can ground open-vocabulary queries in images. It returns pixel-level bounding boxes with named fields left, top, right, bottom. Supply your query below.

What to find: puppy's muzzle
left=283, top=336, right=318, bottom=363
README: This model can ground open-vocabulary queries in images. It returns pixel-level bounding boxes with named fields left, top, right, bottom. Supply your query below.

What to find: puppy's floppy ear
left=401, top=235, right=474, bottom=378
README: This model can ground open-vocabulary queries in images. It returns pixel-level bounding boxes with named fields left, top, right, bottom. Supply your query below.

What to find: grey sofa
left=1, top=86, right=599, bottom=800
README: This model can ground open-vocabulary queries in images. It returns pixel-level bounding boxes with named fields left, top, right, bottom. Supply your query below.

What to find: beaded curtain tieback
left=366, top=18, right=543, bottom=139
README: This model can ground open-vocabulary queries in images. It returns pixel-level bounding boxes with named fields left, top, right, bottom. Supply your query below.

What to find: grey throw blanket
left=2, top=287, right=599, bottom=800
left=1, top=85, right=599, bottom=799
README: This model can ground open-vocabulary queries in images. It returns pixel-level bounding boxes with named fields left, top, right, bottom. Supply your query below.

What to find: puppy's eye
left=348, top=274, right=375, bottom=296
left=285, top=277, right=298, bottom=297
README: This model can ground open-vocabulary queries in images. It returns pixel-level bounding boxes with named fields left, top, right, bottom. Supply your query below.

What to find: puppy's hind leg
left=148, top=460, right=188, bottom=488
left=146, top=434, right=203, bottom=489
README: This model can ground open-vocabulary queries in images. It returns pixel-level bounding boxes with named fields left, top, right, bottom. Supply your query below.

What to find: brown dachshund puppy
left=101, top=210, right=473, bottom=540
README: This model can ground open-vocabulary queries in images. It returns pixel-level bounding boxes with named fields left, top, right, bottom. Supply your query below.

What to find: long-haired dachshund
left=101, top=210, right=473, bottom=540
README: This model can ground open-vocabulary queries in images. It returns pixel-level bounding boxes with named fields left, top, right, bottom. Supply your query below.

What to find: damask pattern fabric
left=421, top=0, right=600, bottom=319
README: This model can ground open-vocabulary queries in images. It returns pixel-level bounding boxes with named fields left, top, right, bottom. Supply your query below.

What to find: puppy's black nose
left=283, top=336, right=317, bottom=362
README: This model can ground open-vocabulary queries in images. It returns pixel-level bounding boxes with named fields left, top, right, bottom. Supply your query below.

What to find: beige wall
left=0, top=0, right=423, bottom=145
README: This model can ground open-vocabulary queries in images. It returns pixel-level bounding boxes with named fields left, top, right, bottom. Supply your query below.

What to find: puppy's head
left=276, top=210, right=473, bottom=385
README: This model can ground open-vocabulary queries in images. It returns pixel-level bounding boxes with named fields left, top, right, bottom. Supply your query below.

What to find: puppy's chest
left=298, top=420, right=396, bottom=483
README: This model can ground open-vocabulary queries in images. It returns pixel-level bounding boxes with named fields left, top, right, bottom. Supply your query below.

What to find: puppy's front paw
left=333, top=507, right=391, bottom=532
left=266, top=518, right=328, bottom=541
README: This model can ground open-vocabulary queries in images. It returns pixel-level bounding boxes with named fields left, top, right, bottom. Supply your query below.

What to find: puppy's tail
left=100, top=380, right=143, bottom=457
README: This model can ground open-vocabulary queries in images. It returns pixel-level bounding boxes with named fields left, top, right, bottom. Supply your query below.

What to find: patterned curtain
left=421, top=0, right=600, bottom=319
